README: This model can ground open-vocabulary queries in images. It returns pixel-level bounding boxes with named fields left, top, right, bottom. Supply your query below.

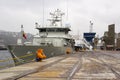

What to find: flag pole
left=21, top=25, right=23, bottom=45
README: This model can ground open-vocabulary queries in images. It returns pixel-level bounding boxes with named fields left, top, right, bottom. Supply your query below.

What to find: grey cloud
left=0, top=0, right=120, bottom=37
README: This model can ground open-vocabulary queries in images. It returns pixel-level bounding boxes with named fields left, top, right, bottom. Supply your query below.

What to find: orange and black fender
left=66, top=48, right=72, bottom=54
left=36, top=49, right=46, bottom=59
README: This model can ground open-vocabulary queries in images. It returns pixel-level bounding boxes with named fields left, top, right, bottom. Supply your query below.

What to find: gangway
left=74, top=39, right=92, bottom=51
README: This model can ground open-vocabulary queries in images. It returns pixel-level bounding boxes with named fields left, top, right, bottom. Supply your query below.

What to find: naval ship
left=8, top=9, right=74, bottom=65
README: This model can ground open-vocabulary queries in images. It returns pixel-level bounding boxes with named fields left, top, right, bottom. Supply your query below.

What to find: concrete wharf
left=0, top=51, right=120, bottom=80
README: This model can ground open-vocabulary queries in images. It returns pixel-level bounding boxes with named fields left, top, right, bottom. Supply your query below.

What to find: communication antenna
left=66, top=0, right=68, bottom=21
left=65, top=0, right=71, bottom=28
left=89, top=21, right=93, bottom=33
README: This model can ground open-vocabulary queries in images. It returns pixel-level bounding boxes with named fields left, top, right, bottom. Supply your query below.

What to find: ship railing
left=0, top=53, right=34, bottom=70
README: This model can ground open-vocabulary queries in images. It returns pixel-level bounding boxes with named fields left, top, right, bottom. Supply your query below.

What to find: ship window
left=56, top=29, right=65, bottom=32
left=39, top=28, right=56, bottom=32
left=39, top=28, right=69, bottom=32
left=47, top=29, right=55, bottom=32
left=39, top=29, right=46, bottom=32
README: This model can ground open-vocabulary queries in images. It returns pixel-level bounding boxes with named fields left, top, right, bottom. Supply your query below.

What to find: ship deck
left=0, top=51, right=120, bottom=80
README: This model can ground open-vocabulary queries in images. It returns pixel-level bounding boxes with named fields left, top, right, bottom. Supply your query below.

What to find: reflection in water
left=0, top=50, right=15, bottom=70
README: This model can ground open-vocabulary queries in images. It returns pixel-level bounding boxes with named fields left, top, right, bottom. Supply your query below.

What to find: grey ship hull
left=8, top=45, right=73, bottom=65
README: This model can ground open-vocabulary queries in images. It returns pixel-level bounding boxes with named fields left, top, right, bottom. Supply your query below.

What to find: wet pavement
left=18, top=51, right=120, bottom=80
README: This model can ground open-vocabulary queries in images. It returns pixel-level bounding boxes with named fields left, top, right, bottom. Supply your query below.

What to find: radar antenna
left=48, top=9, right=64, bottom=26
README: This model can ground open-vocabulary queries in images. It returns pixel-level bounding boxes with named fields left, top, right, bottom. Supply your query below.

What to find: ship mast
left=48, top=9, right=64, bottom=27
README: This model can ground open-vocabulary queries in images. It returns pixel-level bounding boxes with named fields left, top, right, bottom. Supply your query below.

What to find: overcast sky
left=0, top=0, right=120, bottom=37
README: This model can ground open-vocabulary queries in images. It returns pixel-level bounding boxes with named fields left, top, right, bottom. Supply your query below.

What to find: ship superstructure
left=33, top=9, right=73, bottom=47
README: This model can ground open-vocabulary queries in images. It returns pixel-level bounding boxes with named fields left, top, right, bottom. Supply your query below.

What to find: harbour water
left=0, top=50, right=15, bottom=70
